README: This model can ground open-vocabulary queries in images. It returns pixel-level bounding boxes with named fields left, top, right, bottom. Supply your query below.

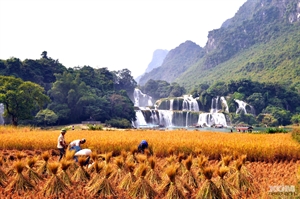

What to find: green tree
left=0, top=76, right=50, bottom=126
left=35, top=109, right=58, bottom=126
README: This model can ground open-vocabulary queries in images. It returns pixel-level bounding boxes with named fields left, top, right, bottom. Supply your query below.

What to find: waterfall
left=211, top=97, right=219, bottom=113
left=133, top=110, right=147, bottom=127
left=170, top=99, right=174, bottom=110
left=220, top=96, right=229, bottom=113
left=0, top=103, right=4, bottom=125
left=133, top=88, right=153, bottom=107
left=182, top=95, right=199, bottom=111
left=235, top=99, right=247, bottom=114
left=186, top=112, right=189, bottom=127
left=197, top=113, right=227, bottom=127
left=158, top=110, right=173, bottom=127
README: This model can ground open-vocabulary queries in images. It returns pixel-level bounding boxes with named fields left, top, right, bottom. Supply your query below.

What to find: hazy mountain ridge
left=139, top=40, right=205, bottom=85
left=135, top=49, right=168, bottom=83
left=140, top=0, right=300, bottom=91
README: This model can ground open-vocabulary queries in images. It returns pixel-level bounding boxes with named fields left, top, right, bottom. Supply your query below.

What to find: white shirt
left=57, top=134, right=65, bottom=148
left=69, top=139, right=81, bottom=148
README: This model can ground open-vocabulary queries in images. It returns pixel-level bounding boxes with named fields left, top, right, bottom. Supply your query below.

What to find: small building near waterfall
left=235, top=126, right=253, bottom=132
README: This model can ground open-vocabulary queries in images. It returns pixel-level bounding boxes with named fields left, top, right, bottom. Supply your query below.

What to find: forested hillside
left=0, top=52, right=137, bottom=127
left=140, top=0, right=300, bottom=91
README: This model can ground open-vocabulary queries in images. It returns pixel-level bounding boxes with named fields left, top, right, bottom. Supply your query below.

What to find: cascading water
left=220, top=96, right=229, bottom=113
left=0, top=103, right=4, bottom=125
left=133, top=88, right=153, bottom=107
left=133, top=91, right=229, bottom=129
left=235, top=99, right=248, bottom=114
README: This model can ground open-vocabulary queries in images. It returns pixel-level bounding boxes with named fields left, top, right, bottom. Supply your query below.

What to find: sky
left=0, top=0, right=247, bottom=78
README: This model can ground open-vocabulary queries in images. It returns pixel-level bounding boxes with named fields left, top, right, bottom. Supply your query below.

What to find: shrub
left=106, top=118, right=132, bottom=129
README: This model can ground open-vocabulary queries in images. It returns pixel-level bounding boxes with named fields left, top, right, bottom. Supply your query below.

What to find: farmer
left=69, top=138, right=86, bottom=153
left=57, top=129, right=67, bottom=161
left=69, top=138, right=87, bottom=162
left=138, top=140, right=148, bottom=154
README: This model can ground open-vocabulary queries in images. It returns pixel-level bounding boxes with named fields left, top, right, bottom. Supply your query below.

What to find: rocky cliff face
left=139, top=0, right=300, bottom=89
left=204, top=0, right=300, bottom=68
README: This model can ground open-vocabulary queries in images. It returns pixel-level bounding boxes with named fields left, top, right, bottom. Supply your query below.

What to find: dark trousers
left=58, top=148, right=65, bottom=161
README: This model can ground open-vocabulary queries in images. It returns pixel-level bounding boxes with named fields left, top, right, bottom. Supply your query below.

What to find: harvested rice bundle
left=0, top=156, right=8, bottom=187
left=16, top=151, right=26, bottom=161
left=110, top=156, right=125, bottom=185
left=126, top=148, right=138, bottom=163
left=26, top=157, right=42, bottom=184
left=118, top=161, right=137, bottom=190
left=216, top=166, right=239, bottom=199
left=71, top=156, right=90, bottom=182
left=85, top=164, right=115, bottom=197
left=177, top=152, right=187, bottom=176
left=64, top=150, right=78, bottom=174
left=37, top=151, right=50, bottom=176
left=86, top=161, right=104, bottom=187
left=5, top=161, right=35, bottom=194
left=58, top=159, right=73, bottom=186
left=194, top=166, right=221, bottom=199
left=129, top=163, right=157, bottom=199
left=227, top=158, right=257, bottom=194
left=218, top=155, right=235, bottom=176
left=181, top=155, right=198, bottom=189
left=159, top=164, right=185, bottom=199
left=145, top=156, right=162, bottom=186
left=41, top=162, right=68, bottom=197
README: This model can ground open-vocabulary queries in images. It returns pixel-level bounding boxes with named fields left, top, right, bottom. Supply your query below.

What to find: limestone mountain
left=140, top=0, right=300, bottom=91
left=135, top=49, right=168, bottom=83
left=139, top=40, right=205, bottom=85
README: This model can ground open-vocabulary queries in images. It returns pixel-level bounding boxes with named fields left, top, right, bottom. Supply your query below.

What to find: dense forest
left=0, top=52, right=138, bottom=128
left=0, top=51, right=300, bottom=127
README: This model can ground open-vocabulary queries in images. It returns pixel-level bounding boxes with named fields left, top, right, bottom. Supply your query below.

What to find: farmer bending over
left=138, top=140, right=148, bottom=154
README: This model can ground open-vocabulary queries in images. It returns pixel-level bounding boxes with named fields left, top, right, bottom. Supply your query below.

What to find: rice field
left=0, top=126, right=299, bottom=198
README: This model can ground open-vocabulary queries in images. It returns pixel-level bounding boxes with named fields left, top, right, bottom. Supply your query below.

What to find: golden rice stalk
left=163, top=155, right=177, bottom=168
left=41, top=175, right=68, bottom=197
left=41, top=162, right=68, bottom=197
left=90, top=151, right=98, bottom=162
left=168, top=147, right=175, bottom=156
left=165, top=183, right=186, bottom=199
left=129, top=163, right=157, bottom=199
left=5, top=161, right=35, bottom=194
left=0, top=157, right=8, bottom=187
left=197, top=155, right=208, bottom=171
left=194, top=178, right=221, bottom=199
left=85, top=165, right=115, bottom=197
left=181, top=170, right=198, bottom=189
left=65, top=149, right=76, bottom=161
left=159, top=164, right=186, bottom=199
left=220, top=155, right=232, bottom=167
left=145, top=156, right=162, bottom=186
left=110, top=156, right=125, bottom=184
left=227, top=159, right=256, bottom=193
left=136, top=153, right=147, bottom=164
left=26, top=157, right=42, bottom=184
left=58, top=159, right=73, bottom=186
left=87, top=162, right=104, bottom=187
left=216, top=167, right=239, bottom=199
left=134, top=162, right=148, bottom=178
left=104, top=152, right=113, bottom=164
left=37, top=151, right=51, bottom=176
left=71, top=157, right=90, bottom=182
left=118, top=161, right=136, bottom=190
left=16, top=151, right=26, bottom=161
